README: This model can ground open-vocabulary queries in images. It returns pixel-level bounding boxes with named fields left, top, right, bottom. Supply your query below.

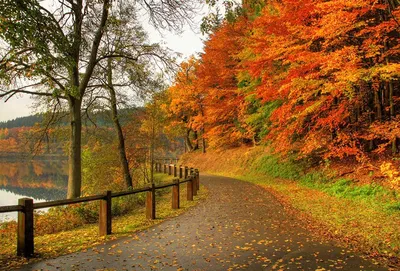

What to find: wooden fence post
left=173, top=165, right=177, bottom=177
left=168, top=164, right=172, bottom=175
left=17, top=198, right=34, bottom=257
left=172, top=178, right=180, bottom=209
left=163, top=164, right=167, bottom=174
left=179, top=166, right=183, bottom=178
left=99, top=191, right=112, bottom=236
left=146, top=184, right=156, bottom=219
left=190, top=168, right=198, bottom=196
left=187, top=177, right=193, bottom=201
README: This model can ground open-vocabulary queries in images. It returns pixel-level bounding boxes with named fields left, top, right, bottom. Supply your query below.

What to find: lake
left=0, top=157, right=68, bottom=222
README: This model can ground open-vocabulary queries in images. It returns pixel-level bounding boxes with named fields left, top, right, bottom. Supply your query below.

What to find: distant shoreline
left=0, top=152, right=68, bottom=161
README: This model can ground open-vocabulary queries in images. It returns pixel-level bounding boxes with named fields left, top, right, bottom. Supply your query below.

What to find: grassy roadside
left=180, top=147, right=400, bottom=269
left=0, top=175, right=207, bottom=270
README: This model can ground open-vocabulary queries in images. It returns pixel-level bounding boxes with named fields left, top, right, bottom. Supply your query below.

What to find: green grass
left=299, top=172, right=400, bottom=213
left=250, top=153, right=400, bottom=215
left=252, top=154, right=302, bottom=180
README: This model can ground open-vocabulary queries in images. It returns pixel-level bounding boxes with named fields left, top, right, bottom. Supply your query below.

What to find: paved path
left=20, top=174, right=387, bottom=271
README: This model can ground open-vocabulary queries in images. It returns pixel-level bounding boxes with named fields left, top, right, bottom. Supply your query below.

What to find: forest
left=166, top=0, right=400, bottom=189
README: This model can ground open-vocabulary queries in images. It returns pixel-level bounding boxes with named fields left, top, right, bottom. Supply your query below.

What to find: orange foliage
left=167, top=0, right=400, bottom=160
left=243, top=0, right=400, bottom=159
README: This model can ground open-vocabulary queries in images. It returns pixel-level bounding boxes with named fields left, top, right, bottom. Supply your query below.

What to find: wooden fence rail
left=0, top=163, right=200, bottom=258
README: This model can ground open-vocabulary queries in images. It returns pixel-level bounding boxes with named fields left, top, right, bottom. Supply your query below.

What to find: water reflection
left=0, top=158, right=68, bottom=221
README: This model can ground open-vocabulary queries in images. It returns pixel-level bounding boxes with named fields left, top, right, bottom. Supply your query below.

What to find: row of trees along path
left=20, top=174, right=388, bottom=271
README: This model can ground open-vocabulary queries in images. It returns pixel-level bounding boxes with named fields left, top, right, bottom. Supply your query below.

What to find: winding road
left=20, top=174, right=387, bottom=271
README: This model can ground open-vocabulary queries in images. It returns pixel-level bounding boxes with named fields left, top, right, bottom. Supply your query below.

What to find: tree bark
left=193, top=131, right=199, bottom=150
left=185, top=128, right=194, bottom=152
left=107, top=58, right=133, bottom=189
left=67, top=97, right=82, bottom=199
left=66, top=0, right=110, bottom=198
left=201, top=127, right=206, bottom=153
left=374, top=88, right=382, bottom=121
left=389, top=73, right=397, bottom=154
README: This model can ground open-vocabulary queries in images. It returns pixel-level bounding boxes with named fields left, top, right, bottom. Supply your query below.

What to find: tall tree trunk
left=374, top=88, right=383, bottom=121
left=389, top=80, right=397, bottom=154
left=107, top=59, right=133, bottom=189
left=67, top=97, right=82, bottom=199
left=368, top=104, right=374, bottom=152
left=384, top=36, right=397, bottom=154
left=185, top=128, right=193, bottom=152
left=201, top=127, right=206, bottom=153
left=193, top=131, right=199, bottom=150
left=389, top=81, right=395, bottom=117
left=150, top=112, right=155, bottom=184
left=65, top=0, right=110, bottom=198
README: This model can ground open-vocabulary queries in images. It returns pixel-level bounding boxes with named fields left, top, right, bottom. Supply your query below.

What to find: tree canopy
left=0, top=0, right=200, bottom=198
left=166, top=0, right=400, bottom=162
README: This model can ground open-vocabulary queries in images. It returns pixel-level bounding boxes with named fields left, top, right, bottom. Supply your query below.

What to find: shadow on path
left=19, top=174, right=387, bottom=271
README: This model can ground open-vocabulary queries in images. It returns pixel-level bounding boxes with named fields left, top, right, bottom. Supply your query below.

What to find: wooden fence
left=0, top=163, right=200, bottom=258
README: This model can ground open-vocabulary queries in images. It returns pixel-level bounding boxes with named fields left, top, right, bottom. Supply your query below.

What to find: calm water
left=0, top=158, right=68, bottom=222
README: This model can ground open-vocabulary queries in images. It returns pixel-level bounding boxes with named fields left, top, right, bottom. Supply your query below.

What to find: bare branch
left=0, top=86, right=67, bottom=101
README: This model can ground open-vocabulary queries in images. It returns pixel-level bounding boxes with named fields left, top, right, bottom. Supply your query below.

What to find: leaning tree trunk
left=185, top=128, right=194, bottom=152
left=107, top=59, right=133, bottom=189
left=67, top=97, right=82, bottom=199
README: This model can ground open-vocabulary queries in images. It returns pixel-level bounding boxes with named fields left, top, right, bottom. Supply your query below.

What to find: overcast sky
left=0, top=3, right=208, bottom=122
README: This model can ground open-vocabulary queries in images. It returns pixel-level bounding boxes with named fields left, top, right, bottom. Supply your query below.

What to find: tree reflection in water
left=0, top=159, right=67, bottom=221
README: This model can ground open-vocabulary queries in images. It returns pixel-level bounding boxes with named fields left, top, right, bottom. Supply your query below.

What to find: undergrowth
left=251, top=153, right=399, bottom=214
left=299, top=172, right=400, bottom=213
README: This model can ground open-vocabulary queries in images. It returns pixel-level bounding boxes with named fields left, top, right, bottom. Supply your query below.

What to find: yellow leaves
left=367, top=63, right=400, bottom=81
left=380, top=162, right=400, bottom=190
left=235, top=245, right=252, bottom=251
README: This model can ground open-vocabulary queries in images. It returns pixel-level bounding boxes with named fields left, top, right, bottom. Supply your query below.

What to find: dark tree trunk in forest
left=193, top=131, right=199, bottom=150
left=374, top=88, right=382, bottom=121
left=107, top=59, right=133, bottom=189
left=385, top=37, right=398, bottom=154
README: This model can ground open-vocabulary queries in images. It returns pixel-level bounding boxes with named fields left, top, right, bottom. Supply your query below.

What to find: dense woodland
left=167, top=0, right=400, bottom=166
